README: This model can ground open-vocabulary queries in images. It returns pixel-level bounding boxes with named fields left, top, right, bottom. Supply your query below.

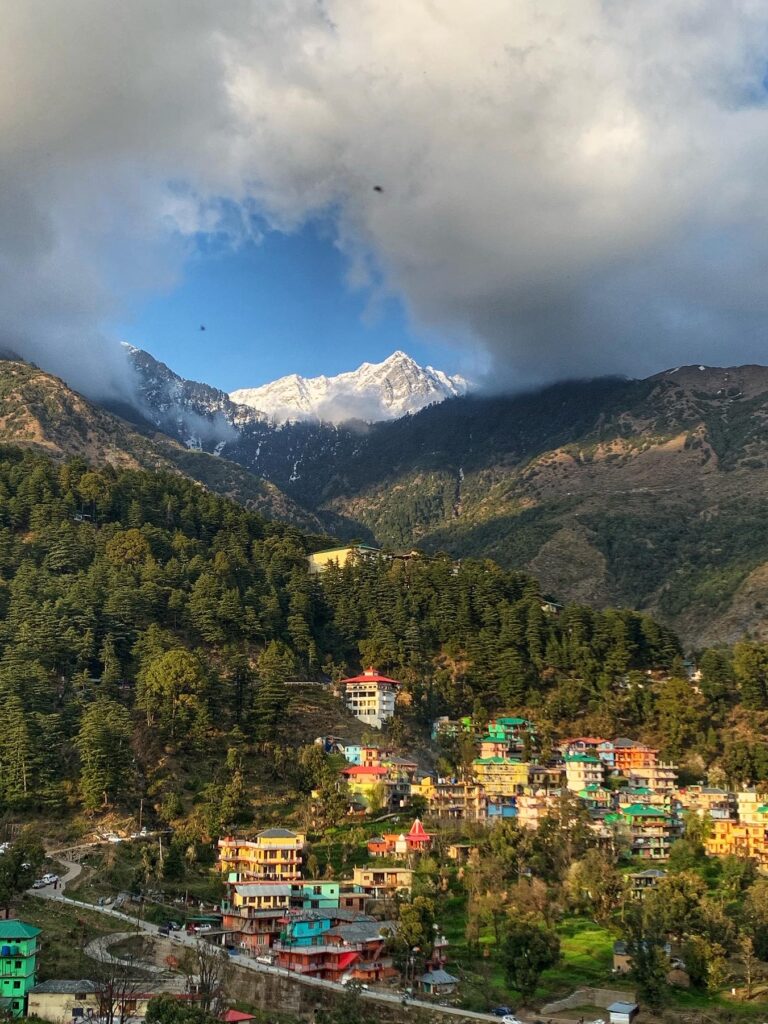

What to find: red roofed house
left=220, top=1012, right=257, bottom=1024
left=341, top=668, right=400, bottom=729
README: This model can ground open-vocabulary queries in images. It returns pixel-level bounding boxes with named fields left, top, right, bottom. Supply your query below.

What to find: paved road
left=83, top=932, right=169, bottom=975
left=28, top=890, right=504, bottom=1023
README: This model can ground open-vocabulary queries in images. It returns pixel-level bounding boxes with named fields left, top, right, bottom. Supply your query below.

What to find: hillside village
left=0, top=464, right=767, bottom=1024
left=10, top=679, right=768, bottom=1024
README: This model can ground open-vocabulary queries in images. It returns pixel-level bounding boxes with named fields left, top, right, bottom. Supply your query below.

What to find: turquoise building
left=292, top=881, right=340, bottom=910
left=0, top=920, right=41, bottom=1017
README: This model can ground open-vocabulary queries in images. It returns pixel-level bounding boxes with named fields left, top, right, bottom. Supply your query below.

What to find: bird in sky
left=373, top=185, right=384, bottom=193
left=200, top=324, right=206, bottom=331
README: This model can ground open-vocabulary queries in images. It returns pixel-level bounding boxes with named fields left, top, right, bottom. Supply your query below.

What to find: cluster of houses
left=216, top=828, right=456, bottom=993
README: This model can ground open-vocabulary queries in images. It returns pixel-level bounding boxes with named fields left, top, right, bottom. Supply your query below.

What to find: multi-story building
left=629, top=868, right=667, bottom=898
left=609, top=804, right=678, bottom=859
left=736, top=790, right=768, bottom=825
left=628, top=762, right=677, bottom=792
left=472, top=757, right=529, bottom=796
left=352, top=866, right=413, bottom=898
left=565, top=754, right=604, bottom=793
left=221, top=881, right=292, bottom=951
left=676, top=785, right=734, bottom=820
left=612, top=738, right=658, bottom=775
left=516, top=790, right=562, bottom=829
left=578, top=784, right=613, bottom=812
left=425, top=779, right=487, bottom=821
left=275, top=915, right=397, bottom=984
left=0, top=921, right=40, bottom=1017
left=218, top=829, right=305, bottom=882
left=341, top=668, right=399, bottom=729
left=706, top=819, right=768, bottom=865
left=486, top=717, right=535, bottom=754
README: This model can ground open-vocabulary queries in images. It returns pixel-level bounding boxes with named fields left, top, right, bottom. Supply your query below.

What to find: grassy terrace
left=18, top=895, right=125, bottom=981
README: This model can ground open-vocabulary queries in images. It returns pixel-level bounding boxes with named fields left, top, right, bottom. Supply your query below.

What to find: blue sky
left=114, top=222, right=466, bottom=392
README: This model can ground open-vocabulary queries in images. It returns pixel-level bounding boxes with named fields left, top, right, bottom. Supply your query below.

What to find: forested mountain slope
left=0, top=360, right=319, bottom=529
left=205, top=364, right=768, bottom=647
left=0, top=447, right=683, bottom=819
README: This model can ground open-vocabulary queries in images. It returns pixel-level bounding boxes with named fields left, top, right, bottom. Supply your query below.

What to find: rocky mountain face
left=229, top=350, right=470, bottom=423
left=0, top=359, right=320, bottom=530
left=106, top=351, right=768, bottom=645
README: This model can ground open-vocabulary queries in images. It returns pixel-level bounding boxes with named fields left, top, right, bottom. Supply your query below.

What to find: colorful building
left=275, top=916, right=396, bottom=983
left=217, top=829, right=305, bottom=882
left=0, top=921, right=40, bottom=1017
left=610, top=804, right=678, bottom=859
left=341, top=668, right=399, bottom=729
left=366, top=820, right=432, bottom=859
left=706, top=819, right=768, bottom=865
left=612, top=738, right=658, bottom=775
left=565, top=753, right=604, bottom=793
left=627, top=762, right=678, bottom=792
left=472, top=757, right=528, bottom=796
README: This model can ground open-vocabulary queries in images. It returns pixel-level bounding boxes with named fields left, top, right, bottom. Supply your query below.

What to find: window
left=12, top=980, right=20, bottom=989
left=13, top=962, right=20, bottom=970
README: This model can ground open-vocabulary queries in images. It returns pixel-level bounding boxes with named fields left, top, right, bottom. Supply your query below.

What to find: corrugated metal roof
left=0, top=920, right=40, bottom=939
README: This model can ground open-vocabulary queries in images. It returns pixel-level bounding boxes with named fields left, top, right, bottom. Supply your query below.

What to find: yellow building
left=218, top=828, right=305, bottom=881
left=27, top=981, right=179, bottom=1022
left=705, top=819, right=768, bottom=865
left=736, top=790, right=768, bottom=825
left=628, top=762, right=678, bottom=792
left=472, top=757, right=529, bottom=796
left=307, top=545, right=380, bottom=574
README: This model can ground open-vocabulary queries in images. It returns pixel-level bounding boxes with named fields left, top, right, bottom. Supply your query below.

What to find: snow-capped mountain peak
left=230, top=350, right=471, bottom=424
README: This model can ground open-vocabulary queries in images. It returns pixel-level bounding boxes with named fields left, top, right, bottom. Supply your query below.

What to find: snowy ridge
left=230, top=350, right=471, bottom=424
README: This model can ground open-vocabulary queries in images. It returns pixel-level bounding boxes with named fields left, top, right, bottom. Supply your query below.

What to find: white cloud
left=2, top=0, right=768, bottom=394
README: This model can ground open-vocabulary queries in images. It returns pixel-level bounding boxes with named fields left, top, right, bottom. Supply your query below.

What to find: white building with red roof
left=341, top=667, right=399, bottom=728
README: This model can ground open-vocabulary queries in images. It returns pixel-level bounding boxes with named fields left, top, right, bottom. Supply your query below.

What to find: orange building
left=612, top=738, right=658, bottom=775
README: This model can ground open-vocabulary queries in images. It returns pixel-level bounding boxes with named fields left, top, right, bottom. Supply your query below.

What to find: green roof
left=565, top=753, right=601, bottom=764
left=757, top=805, right=768, bottom=814
left=495, top=717, right=527, bottom=726
left=0, top=920, right=40, bottom=939
left=473, top=756, right=523, bottom=766
left=621, top=804, right=666, bottom=818
left=579, top=784, right=608, bottom=795
left=625, top=787, right=652, bottom=795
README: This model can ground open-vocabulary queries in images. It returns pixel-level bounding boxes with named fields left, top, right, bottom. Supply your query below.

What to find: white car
left=41, top=873, right=58, bottom=885
left=502, top=1016, right=523, bottom=1024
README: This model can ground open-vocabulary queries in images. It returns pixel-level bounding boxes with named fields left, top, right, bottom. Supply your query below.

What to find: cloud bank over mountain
left=3, top=1, right=768, bottom=395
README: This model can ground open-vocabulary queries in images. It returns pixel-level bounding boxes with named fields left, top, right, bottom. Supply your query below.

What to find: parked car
left=502, top=1016, right=523, bottom=1024
left=41, top=873, right=58, bottom=885
left=32, top=879, right=46, bottom=889
left=167, top=921, right=182, bottom=931
left=158, top=925, right=170, bottom=936
left=193, top=924, right=213, bottom=933
left=255, top=954, right=276, bottom=965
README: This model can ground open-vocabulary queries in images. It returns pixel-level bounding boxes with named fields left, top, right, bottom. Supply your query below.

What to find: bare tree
left=91, top=937, right=154, bottom=1024
left=178, top=941, right=232, bottom=1015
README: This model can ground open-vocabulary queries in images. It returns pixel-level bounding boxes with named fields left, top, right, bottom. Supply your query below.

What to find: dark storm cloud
left=2, top=0, right=768, bottom=395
